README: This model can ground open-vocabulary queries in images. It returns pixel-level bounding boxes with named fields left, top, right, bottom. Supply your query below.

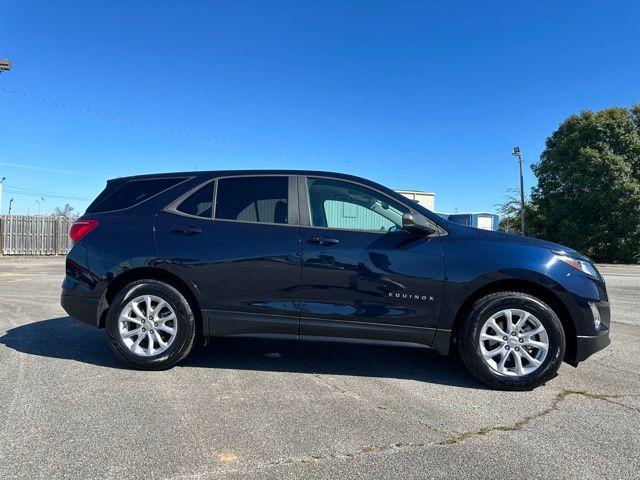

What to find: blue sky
left=1, top=1, right=639, bottom=215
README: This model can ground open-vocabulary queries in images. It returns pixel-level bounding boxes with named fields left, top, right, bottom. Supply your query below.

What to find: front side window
left=215, top=176, right=289, bottom=224
left=307, top=177, right=408, bottom=232
left=176, top=182, right=214, bottom=218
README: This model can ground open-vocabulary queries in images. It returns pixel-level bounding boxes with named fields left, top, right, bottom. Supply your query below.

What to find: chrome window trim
left=163, top=178, right=216, bottom=219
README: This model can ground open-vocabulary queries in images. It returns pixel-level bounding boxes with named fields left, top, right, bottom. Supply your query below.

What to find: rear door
left=298, top=176, right=444, bottom=345
left=155, top=175, right=302, bottom=338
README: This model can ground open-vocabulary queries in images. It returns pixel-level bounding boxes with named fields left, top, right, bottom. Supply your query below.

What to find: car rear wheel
left=106, top=279, right=196, bottom=370
left=458, top=291, right=566, bottom=390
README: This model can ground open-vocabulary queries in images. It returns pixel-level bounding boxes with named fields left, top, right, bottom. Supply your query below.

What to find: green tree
left=496, top=188, right=543, bottom=236
left=531, top=106, right=640, bottom=263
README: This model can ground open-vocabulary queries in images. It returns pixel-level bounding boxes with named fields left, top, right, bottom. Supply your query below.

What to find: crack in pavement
left=167, top=388, right=630, bottom=479
left=270, top=389, right=626, bottom=462
left=308, top=377, right=638, bottom=449
left=438, top=388, right=622, bottom=445
left=267, top=389, right=627, bottom=468
left=165, top=438, right=438, bottom=480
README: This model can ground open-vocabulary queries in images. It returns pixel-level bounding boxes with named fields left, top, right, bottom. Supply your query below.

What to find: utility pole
left=0, top=177, right=5, bottom=214
left=512, top=147, right=525, bottom=235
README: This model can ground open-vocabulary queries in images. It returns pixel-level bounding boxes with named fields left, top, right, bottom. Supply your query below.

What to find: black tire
left=458, top=291, right=565, bottom=390
left=105, top=279, right=196, bottom=370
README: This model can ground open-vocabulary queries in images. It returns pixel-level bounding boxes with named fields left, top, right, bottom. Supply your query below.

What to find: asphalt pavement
left=0, top=257, right=638, bottom=479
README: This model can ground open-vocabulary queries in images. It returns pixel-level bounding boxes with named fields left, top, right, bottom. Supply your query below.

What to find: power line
left=4, top=189, right=91, bottom=202
left=0, top=161, right=107, bottom=178
left=0, top=87, right=342, bottom=165
left=3, top=184, right=92, bottom=202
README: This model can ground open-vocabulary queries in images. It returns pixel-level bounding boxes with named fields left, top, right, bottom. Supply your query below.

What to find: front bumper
left=571, top=329, right=611, bottom=365
left=565, top=296, right=610, bottom=366
left=562, top=279, right=611, bottom=366
left=61, top=293, right=100, bottom=328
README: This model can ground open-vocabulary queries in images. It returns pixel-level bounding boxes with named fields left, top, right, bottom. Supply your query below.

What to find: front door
left=299, top=176, right=444, bottom=345
left=155, top=175, right=301, bottom=338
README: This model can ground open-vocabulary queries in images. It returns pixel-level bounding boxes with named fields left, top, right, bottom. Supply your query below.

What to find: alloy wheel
left=118, top=294, right=177, bottom=357
left=479, top=308, right=549, bottom=377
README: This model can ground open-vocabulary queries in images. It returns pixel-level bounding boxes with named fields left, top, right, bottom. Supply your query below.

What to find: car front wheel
left=105, top=279, right=196, bottom=370
left=458, top=291, right=566, bottom=390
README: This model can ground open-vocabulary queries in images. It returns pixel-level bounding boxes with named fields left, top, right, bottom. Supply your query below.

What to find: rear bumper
left=61, top=294, right=100, bottom=328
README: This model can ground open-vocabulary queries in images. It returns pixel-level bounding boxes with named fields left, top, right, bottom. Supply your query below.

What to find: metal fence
left=0, top=215, right=74, bottom=255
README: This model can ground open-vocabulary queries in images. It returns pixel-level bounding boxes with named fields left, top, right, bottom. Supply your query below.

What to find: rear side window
left=215, top=176, right=289, bottom=224
left=87, top=177, right=186, bottom=213
left=176, top=182, right=214, bottom=218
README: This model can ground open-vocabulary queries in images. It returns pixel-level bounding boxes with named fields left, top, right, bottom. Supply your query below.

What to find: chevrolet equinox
left=61, top=170, right=611, bottom=390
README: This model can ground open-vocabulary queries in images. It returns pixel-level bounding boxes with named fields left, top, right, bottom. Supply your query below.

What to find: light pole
left=8, top=198, right=14, bottom=215
left=34, top=197, right=46, bottom=215
left=0, top=177, right=5, bottom=214
left=1, top=61, right=11, bottom=215
left=512, top=147, right=525, bottom=235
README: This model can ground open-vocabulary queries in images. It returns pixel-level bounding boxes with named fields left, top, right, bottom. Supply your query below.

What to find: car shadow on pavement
left=0, top=317, right=122, bottom=369
left=1, top=316, right=484, bottom=389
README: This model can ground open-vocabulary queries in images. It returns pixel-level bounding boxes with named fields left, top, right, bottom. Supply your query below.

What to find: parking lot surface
left=0, top=258, right=638, bottom=479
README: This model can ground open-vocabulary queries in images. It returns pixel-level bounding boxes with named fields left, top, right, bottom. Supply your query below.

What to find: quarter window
left=176, top=182, right=214, bottom=218
left=86, top=177, right=186, bottom=213
left=215, top=177, right=289, bottom=224
left=307, top=178, right=408, bottom=232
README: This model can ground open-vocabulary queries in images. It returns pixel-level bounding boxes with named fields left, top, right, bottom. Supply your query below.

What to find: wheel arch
left=448, top=279, right=577, bottom=361
left=98, top=267, right=203, bottom=334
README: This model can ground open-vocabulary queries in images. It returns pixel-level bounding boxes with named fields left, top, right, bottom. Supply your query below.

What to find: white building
left=395, top=189, right=435, bottom=211
left=396, top=189, right=499, bottom=230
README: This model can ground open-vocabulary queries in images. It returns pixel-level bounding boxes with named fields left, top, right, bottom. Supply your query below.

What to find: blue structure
left=437, top=212, right=500, bottom=231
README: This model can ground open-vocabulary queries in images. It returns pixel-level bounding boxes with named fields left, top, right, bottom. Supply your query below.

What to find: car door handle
left=170, top=226, right=202, bottom=235
left=307, top=236, right=339, bottom=246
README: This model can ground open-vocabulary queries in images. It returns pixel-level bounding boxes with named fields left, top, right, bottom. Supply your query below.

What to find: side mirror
left=402, top=212, right=437, bottom=235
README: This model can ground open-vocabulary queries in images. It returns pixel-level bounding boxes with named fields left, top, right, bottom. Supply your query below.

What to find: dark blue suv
left=61, top=170, right=610, bottom=390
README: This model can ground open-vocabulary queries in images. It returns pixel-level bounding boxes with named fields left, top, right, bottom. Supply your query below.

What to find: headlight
left=555, top=254, right=599, bottom=278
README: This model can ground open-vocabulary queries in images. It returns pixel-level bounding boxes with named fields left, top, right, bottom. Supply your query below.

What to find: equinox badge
left=388, top=292, right=434, bottom=301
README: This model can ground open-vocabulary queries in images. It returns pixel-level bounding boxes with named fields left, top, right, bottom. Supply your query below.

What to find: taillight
left=69, top=219, right=99, bottom=242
